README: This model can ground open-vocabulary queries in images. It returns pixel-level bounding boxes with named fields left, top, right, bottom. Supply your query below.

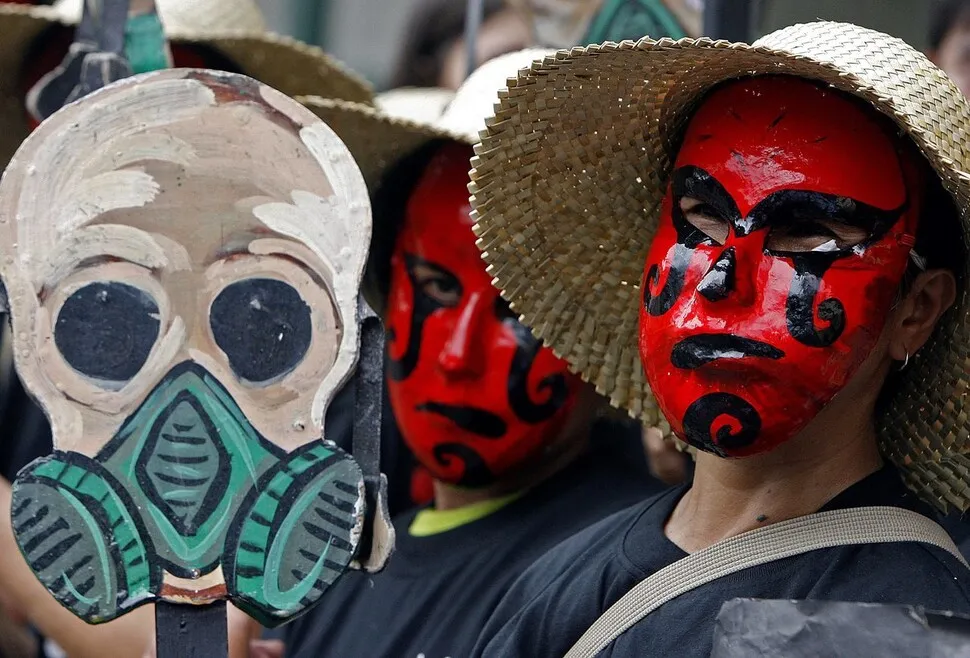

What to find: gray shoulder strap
left=565, top=506, right=967, bottom=658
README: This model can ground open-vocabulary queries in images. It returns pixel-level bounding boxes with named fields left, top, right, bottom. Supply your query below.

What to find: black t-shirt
left=472, top=465, right=970, bottom=658
left=0, top=375, right=52, bottom=482
left=282, top=425, right=665, bottom=658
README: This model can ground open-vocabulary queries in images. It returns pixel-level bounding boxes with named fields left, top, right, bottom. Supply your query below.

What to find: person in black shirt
left=467, top=22, right=970, bottom=657
left=274, top=51, right=666, bottom=658
left=283, top=419, right=654, bottom=658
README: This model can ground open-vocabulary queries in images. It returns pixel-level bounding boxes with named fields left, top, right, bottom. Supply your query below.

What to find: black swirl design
left=643, top=244, right=694, bottom=317
left=432, top=443, right=495, bottom=487
left=386, top=255, right=451, bottom=381
left=784, top=253, right=846, bottom=347
left=682, top=392, right=761, bottom=456
left=501, top=303, right=570, bottom=424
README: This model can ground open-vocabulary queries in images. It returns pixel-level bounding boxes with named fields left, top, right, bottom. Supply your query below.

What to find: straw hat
left=469, top=22, right=970, bottom=512
left=374, top=87, right=455, bottom=124
left=300, top=49, right=554, bottom=191
left=297, top=49, right=558, bottom=309
left=0, top=0, right=372, bottom=167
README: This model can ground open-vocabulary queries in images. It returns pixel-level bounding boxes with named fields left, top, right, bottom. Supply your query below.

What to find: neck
left=665, top=406, right=884, bottom=552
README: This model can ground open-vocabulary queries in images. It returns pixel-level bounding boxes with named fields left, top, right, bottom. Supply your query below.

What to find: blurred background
left=254, top=0, right=933, bottom=90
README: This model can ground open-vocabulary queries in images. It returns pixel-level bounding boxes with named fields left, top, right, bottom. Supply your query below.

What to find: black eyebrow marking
left=769, top=110, right=787, bottom=129
left=813, top=135, right=828, bottom=143
left=744, top=189, right=906, bottom=244
left=669, top=166, right=905, bottom=248
left=727, top=108, right=742, bottom=122
left=671, top=166, right=742, bottom=242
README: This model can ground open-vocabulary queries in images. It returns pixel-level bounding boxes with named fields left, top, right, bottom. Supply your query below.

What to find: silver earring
left=899, top=351, right=910, bottom=371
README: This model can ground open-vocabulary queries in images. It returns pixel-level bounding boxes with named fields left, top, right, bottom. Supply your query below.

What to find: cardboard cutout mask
left=639, top=76, right=921, bottom=457
left=385, top=143, right=582, bottom=486
left=0, top=69, right=374, bottom=626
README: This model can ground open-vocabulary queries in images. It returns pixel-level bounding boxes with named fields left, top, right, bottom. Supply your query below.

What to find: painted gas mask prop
left=385, top=142, right=583, bottom=487
left=640, top=76, right=923, bottom=457
left=0, top=69, right=382, bottom=626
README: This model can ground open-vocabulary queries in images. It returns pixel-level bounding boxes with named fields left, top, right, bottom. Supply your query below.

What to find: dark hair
left=929, top=0, right=970, bottom=51
left=876, top=167, right=964, bottom=414
left=909, top=171, right=964, bottom=285
left=390, top=0, right=506, bottom=88
left=365, top=140, right=451, bottom=309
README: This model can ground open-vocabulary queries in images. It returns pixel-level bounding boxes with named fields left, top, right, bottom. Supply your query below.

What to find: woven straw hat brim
left=470, top=22, right=970, bottom=512
left=0, top=4, right=372, bottom=169
left=298, top=97, right=467, bottom=191
left=375, top=87, right=456, bottom=124
left=298, top=96, right=469, bottom=313
left=184, top=31, right=372, bottom=104
left=298, top=97, right=464, bottom=312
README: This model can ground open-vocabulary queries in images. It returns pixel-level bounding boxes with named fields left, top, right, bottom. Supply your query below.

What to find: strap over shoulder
left=565, top=506, right=967, bottom=658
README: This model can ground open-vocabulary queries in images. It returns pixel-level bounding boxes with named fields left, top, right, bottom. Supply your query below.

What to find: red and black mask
left=639, top=76, right=922, bottom=457
left=386, top=142, right=582, bottom=487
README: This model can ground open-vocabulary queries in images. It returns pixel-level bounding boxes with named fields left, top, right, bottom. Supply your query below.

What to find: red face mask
left=639, top=76, right=921, bottom=457
left=386, top=142, right=582, bottom=486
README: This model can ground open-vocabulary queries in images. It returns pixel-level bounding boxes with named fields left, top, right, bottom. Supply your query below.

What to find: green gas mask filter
left=11, top=361, right=364, bottom=627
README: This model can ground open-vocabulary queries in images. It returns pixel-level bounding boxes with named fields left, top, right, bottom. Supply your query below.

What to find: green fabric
left=583, top=0, right=687, bottom=43
left=409, top=492, right=523, bottom=537
left=124, top=13, right=170, bottom=74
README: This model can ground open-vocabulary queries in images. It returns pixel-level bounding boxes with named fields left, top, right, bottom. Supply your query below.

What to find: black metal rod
left=703, top=0, right=754, bottom=41
left=155, top=601, right=228, bottom=658
left=464, top=0, right=486, bottom=80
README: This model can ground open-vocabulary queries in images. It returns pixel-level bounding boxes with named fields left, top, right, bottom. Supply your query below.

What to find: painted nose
left=696, top=246, right=754, bottom=306
left=437, top=291, right=487, bottom=379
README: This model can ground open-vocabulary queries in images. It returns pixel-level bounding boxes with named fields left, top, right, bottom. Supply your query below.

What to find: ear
left=887, top=268, right=958, bottom=360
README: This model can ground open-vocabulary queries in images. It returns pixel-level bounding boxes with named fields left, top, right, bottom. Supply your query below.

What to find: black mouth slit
left=671, top=334, right=785, bottom=370
left=416, top=402, right=508, bottom=438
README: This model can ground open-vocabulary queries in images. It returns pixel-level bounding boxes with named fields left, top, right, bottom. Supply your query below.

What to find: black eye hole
left=680, top=197, right=730, bottom=245
left=210, top=278, right=313, bottom=385
left=765, top=219, right=870, bottom=254
left=54, top=282, right=160, bottom=386
left=406, top=256, right=462, bottom=308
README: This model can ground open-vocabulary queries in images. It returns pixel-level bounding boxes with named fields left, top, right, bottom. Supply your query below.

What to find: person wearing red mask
left=469, top=23, right=970, bottom=658
left=269, top=50, right=665, bottom=658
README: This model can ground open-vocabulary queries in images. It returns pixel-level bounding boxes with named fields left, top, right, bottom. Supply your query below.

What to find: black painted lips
left=671, top=334, right=784, bottom=370
left=416, top=402, right=508, bottom=438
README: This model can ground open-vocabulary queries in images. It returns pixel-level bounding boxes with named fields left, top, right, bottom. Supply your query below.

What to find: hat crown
left=53, top=0, right=268, bottom=33
left=436, top=48, right=556, bottom=141
left=754, top=21, right=970, bottom=177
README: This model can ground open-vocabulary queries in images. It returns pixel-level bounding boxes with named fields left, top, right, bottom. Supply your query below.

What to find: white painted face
left=0, top=69, right=371, bottom=457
